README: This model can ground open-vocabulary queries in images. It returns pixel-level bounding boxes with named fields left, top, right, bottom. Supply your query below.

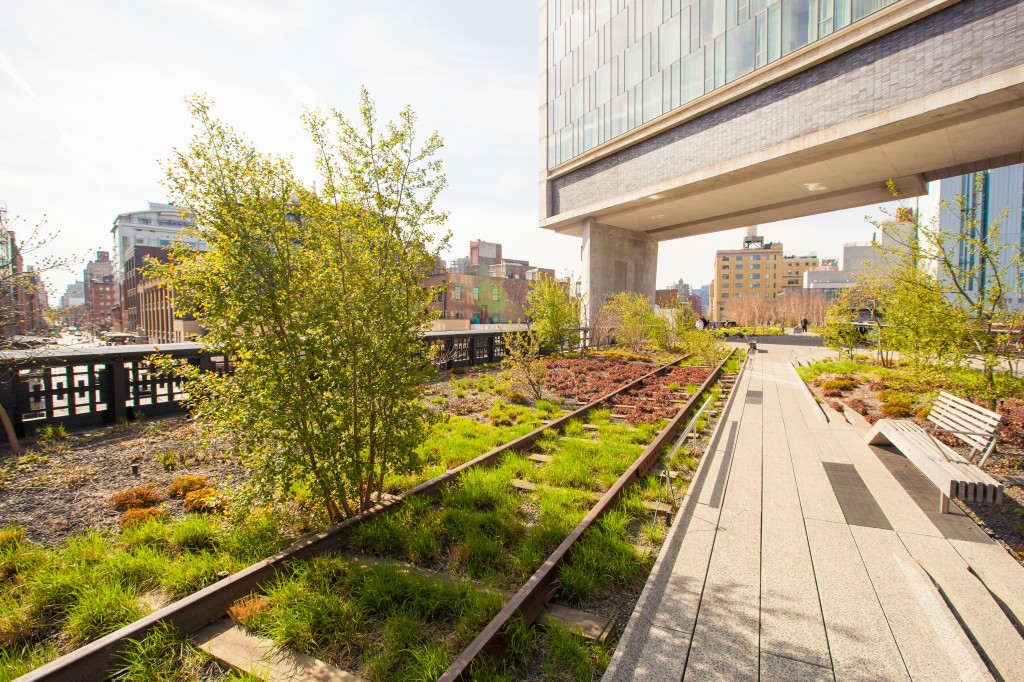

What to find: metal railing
left=0, top=329, right=523, bottom=438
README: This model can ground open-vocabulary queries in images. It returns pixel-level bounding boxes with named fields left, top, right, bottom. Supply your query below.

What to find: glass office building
left=545, top=0, right=899, bottom=168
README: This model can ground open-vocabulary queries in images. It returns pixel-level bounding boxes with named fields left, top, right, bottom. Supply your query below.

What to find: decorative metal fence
left=0, top=329, right=518, bottom=437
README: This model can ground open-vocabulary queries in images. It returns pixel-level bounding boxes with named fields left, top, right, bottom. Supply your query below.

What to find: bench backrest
left=928, top=391, right=1003, bottom=453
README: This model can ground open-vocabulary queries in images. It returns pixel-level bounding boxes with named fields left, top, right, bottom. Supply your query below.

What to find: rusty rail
left=439, top=348, right=737, bottom=680
left=17, top=355, right=692, bottom=682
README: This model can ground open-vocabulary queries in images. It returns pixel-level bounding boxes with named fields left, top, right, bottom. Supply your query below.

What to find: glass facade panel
left=546, top=0, right=897, bottom=167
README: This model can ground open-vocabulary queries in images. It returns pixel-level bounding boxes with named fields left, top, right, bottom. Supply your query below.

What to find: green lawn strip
left=0, top=511, right=291, bottom=677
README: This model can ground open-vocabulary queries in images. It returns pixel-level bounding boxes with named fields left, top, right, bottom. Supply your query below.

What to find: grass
left=113, top=621, right=215, bottom=682
left=241, top=556, right=504, bottom=682
left=0, top=509, right=291, bottom=670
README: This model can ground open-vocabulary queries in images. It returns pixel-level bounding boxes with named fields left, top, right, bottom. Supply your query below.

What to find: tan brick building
left=710, top=234, right=819, bottom=322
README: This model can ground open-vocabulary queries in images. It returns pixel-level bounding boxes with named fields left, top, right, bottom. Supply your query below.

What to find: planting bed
left=2, top=351, right=739, bottom=681
left=798, top=358, right=1024, bottom=566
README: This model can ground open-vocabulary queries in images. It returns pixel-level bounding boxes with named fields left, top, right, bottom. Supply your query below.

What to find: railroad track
left=18, top=350, right=738, bottom=682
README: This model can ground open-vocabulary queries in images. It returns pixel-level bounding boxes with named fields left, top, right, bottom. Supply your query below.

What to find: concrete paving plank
left=685, top=504, right=761, bottom=681
left=899, top=531, right=1024, bottom=682
left=804, top=518, right=910, bottom=681
left=760, top=451, right=833, bottom=669
left=761, top=653, right=835, bottom=682
left=829, top=428, right=945, bottom=538
left=948, top=537, right=1024, bottom=626
left=850, top=526, right=992, bottom=682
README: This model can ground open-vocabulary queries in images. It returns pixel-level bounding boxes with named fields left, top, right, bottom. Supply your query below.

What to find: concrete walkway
left=604, top=343, right=1024, bottom=682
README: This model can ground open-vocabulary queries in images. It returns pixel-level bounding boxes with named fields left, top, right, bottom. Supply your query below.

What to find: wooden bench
left=865, top=391, right=1004, bottom=513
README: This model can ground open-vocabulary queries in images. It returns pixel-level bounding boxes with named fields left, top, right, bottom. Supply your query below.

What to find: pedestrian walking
left=800, top=318, right=808, bottom=333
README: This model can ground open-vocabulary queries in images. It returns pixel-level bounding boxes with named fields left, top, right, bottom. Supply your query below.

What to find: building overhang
left=541, top=66, right=1024, bottom=240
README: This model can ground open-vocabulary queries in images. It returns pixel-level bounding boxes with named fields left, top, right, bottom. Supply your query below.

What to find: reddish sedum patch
left=109, top=483, right=163, bottom=511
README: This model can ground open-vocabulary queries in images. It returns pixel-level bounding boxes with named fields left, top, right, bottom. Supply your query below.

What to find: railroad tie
left=193, top=619, right=365, bottom=682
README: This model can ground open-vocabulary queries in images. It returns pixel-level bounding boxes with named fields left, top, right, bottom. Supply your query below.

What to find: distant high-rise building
left=709, top=229, right=819, bottom=321
left=83, top=250, right=115, bottom=330
left=60, top=281, right=85, bottom=309
left=110, top=202, right=200, bottom=334
left=936, top=165, right=1024, bottom=309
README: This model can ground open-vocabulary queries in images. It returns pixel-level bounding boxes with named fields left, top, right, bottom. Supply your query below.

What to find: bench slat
left=867, top=419, right=1002, bottom=507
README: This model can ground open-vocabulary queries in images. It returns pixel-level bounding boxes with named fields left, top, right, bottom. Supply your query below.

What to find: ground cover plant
left=0, top=511, right=292, bottom=677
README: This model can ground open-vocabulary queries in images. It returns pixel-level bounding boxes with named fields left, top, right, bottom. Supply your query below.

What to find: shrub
left=182, top=487, right=225, bottom=513
left=845, top=398, right=870, bottom=416
left=118, top=507, right=167, bottom=528
left=828, top=400, right=844, bottom=413
left=0, top=525, right=24, bottom=551
left=915, top=404, right=932, bottom=421
left=821, top=379, right=856, bottom=391
left=999, top=399, right=1024, bottom=447
left=505, top=391, right=528, bottom=406
left=821, top=388, right=842, bottom=398
left=879, top=391, right=916, bottom=418
left=167, top=475, right=208, bottom=499
left=865, top=413, right=882, bottom=425
left=110, top=484, right=163, bottom=511
left=868, top=379, right=888, bottom=391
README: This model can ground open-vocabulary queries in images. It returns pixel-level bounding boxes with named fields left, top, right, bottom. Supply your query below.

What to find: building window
left=736, top=264, right=743, bottom=270
left=722, top=274, right=730, bottom=280
left=721, top=256, right=730, bottom=261
left=751, top=273, right=760, bottom=279
left=722, top=265, right=730, bottom=270
left=473, top=286, right=480, bottom=300
left=491, top=286, right=500, bottom=301
left=751, top=255, right=760, bottom=261
left=735, top=273, right=743, bottom=279
left=721, top=293, right=729, bottom=299
left=735, top=255, right=744, bottom=261
left=721, top=283, right=729, bottom=288
left=752, top=264, right=760, bottom=269
left=751, top=282, right=760, bottom=288
left=454, top=285, right=462, bottom=300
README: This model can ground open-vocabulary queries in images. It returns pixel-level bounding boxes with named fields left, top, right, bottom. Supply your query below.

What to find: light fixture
left=803, top=182, right=827, bottom=192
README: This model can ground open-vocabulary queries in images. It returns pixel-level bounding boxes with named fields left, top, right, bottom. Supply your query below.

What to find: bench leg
left=939, top=494, right=950, bottom=514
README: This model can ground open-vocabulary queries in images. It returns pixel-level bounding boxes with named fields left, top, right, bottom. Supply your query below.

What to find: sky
left=0, top=1, right=896, bottom=300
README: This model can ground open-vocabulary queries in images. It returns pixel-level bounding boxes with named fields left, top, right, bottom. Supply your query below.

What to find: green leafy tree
left=601, top=291, right=656, bottom=353
left=524, top=273, right=581, bottom=353
left=500, top=329, right=546, bottom=401
left=880, top=177, right=1024, bottom=392
left=150, top=92, right=448, bottom=522
left=822, top=286, right=863, bottom=361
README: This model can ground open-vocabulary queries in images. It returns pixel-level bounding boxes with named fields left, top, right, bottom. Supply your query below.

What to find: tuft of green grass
left=558, top=509, right=643, bottom=603
left=113, top=621, right=212, bottom=681
left=170, top=515, right=221, bottom=551
left=0, top=642, right=59, bottom=682
left=562, top=419, right=586, bottom=438
left=62, top=581, right=141, bottom=647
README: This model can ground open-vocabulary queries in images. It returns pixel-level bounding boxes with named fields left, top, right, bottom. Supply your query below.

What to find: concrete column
left=581, top=219, right=658, bottom=320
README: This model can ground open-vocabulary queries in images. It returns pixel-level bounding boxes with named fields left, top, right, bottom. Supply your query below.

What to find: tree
left=0, top=213, right=70, bottom=344
left=500, top=328, right=546, bottom=401
left=151, top=92, right=448, bottom=522
left=822, top=286, right=863, bottom=361
left=601, top=291, right=656, bottom=353
left=880, top=177, right=1024, bottom=393
left=524, top=273, right=580, bottom=353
